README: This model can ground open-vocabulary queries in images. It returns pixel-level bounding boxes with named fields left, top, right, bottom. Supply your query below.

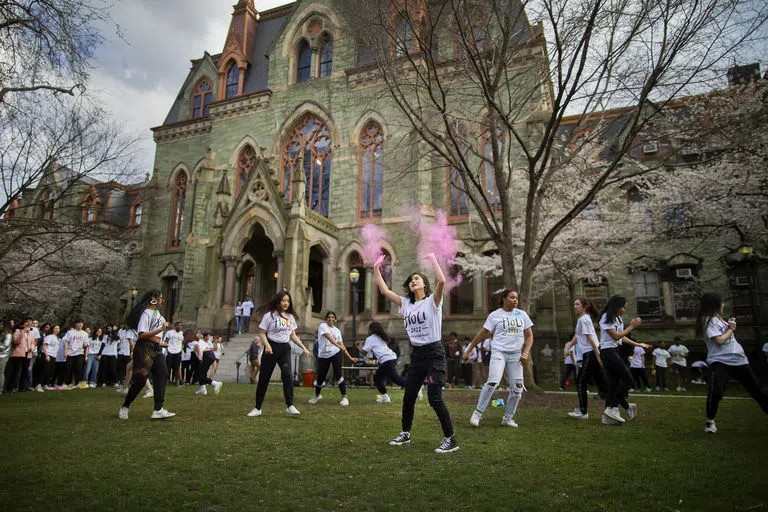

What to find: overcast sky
left=89, top=0, right=290, bottom=178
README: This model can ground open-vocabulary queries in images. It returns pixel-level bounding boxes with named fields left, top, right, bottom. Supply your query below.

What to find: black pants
left=181, top=360, right=191, bottom=382
left=655, top=367, right=667, bottom=389
left=461, top=363, right=473, bottom=387
left=561, top=363, right=578, bottom=388
left=374, top=359, right=406, bottom=394
left=576, top=351, right=608, bottom=414
left=706, top=362, right=768, bottom=420
left=603, top=348, right=632, bottom=409
left=44, top=358, right=57, bottom=386
left=166, top=352, right=181, bottom=380
left=66, top=355, right=85, bottom=385
left=197, top=352, right=216, bottom=385
left=5, top=357, right=27, bottom=391
left=254, top=342, right=293, bottom=409
left=123, top=341, right=168, bottom=412
left=631, top=367, right=649, bottom=389
left=402, top=342, right=453, bottom=437
left=32, top=356, right=46, bottom=386
left=315, top=352, right=346, bottom=397
left=100, top=355, right=118, bottom=385
left=672, top=364, right=688, bottom=387
left=188, top=354, right=200, bottom=384
left=55, top=362, right=67, bottom=385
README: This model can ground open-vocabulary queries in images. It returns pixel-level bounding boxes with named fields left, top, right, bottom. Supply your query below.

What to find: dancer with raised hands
left=308, top=311, right=356, bottom=407
left=374, top=253, right=459, bottom=454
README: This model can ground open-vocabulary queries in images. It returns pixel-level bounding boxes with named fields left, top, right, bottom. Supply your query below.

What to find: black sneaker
left=435, top=435, right=459, bottom=453
left=389, top=431, right=411, bottom=446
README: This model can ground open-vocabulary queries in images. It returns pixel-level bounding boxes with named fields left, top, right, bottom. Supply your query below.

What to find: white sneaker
left=601, top=414, right=622, bottom=425
left=213, top=381, right=223, bottom=395
left=626, top=403, right=638, bottom=421
left=150, top=408, right=176, bottom=419
left=308, top=394, right=323, bottom=404
left=286, top=405, right=301, bottom=415
left=43, top=385, right=55, bottom=391
left=34, top=384, right=44, bottom=392
left=568, top=410, right=589, bottom=420
left=602, top=407, right=625, bottom=423
left=705, top=419, right=717, bottom=433
left=118, top=407, right=129, bottom=420
left=143, top=390, right=154, bottom=398
left=501, top=416, right=518, bottom=427
left=469, top=410, right=482, bottom=427
left=339, top=397, right=349, bottom=406
left=195, top=386, right=207, bottom=395
left=680, top=387, right=687, bottom=392
left=88, top=383, right=96, bottom=388
left=246, top=408, right=262, bottom=417
left=676, top=386, right=683, bottom=392
left=376, top=393, right=392, bottom=403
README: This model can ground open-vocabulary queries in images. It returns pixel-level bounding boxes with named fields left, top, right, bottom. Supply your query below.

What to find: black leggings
left=5, top=357, right=27, bottom=391
left=374, top=359, right=407, bottom=394
left=100, top=355, right=118, bottom=385
left=197, top=352, right=216, bottom=385
left=188, top=354, right=200, bottom=384
left=254, top=342, right=293, bottom=409
left=315, top=352, right=345, bottom=397
left=402, top=342, right=453, bottom=437
left=65, top=355, right=85, bottom=385
left=603, top=348, right=632, bottom=409
left=576, top=351, right=608, bottom=414
left=44, top=358, right=57, bottom=386
left=55, top=362, right=67, bottom=386
left=706, top=362, right=768, bottom=420
left=631, top=367, right=649, bottom=389
left=655, top=367, right=667, bottom=389
left=123, top=341, right=168, bottom=412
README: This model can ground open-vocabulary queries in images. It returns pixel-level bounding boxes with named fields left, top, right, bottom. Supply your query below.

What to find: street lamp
left=130, top=287, right=138, bottom=309
left=349, top=268, right=360, bottom=348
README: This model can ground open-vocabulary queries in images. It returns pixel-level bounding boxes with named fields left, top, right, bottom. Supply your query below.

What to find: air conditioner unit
left=675, top=268, right=694, bottom=279
left=734, top=276, right=751, bottom=287
left=641, top=141, right=659, bottom=154
left=586, top=276, right=606, bottom=286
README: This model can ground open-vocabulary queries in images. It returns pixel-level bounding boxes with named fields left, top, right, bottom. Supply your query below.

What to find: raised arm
left=373, top=255, right=401, bottom=308
left=711, top=318, right=737, bottom=345
left=462, top=327, right=490, bottom=363
left=424, top=253, right=445, bottom=308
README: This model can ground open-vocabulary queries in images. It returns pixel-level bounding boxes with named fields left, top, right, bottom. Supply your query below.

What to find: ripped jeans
left=476, top=349, right=525, bottom=418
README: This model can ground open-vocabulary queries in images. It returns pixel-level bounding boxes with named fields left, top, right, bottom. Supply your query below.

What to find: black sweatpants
left=188, top=354, right=200, bottom=384
left=706, top=362, right=768, bottom=420
left=631, top=367, right=649, bottom=389
left=100, top=355, right=118, bottom=385
left=44, top=358, right=57, bottom=386
left=603, top=348, right=632, bottom=409
left=315, top=352, right=346, bottom=397
left=123, top=341, right=168, bottom=412
left=576, top=351, right=608, bottom=414
left=402, top=342, right=453, bottom=437
left=55, top=362, right=67, bottom=386
left=254, top=342, right=293, bottom=409
left=197, top=352, right=216, bottom=385
left=374, top=359, right=407, bottom=394
left=5, top=357, right=27, bottom=391
left=65, top=354, right=85, bottom=385
left=655, top=367, right=667, bottom=389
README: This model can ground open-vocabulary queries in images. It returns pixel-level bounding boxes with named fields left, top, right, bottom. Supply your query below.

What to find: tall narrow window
left=235, top=145, right=257, bottom=199
left=348, top=251, right=367, bottom=315
left=192, top=78, right=214, bottom=118
left=281, top=115, right=333, bottom=217
left=81, top=191, right=99, bottom=223
left=296, top=40, right=312, bottom=83
left=359, top=121, right=384, bottom=219
left=482, top=132, right=502, bottom=213
left=448, top=166, right=469, bottom=217
left=318, top=34, right=333, bottom=77
left=395, top=18, right=414, bottom=55
left=168, top=171, right=187, bottom=249
left=225, top=62, right=239, bottom=99
left=132, top=204, right=142, bottom=226
left=633, top=272, right=661, bottom=321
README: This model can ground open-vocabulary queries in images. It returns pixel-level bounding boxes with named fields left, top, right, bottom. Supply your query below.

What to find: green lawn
left=0, top=384, right=766, bottom=512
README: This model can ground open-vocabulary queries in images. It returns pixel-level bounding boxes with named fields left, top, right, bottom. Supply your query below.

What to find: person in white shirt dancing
left=194, top=333, right=223, bottom=396
left=63, top=320, right=89, bottom=389
left=652, top=342, right=671, bottom=391
left=359, top=321, right=408, bottom=403
left=567, top=298, right=607, bottom=420
left=668, top=337, right=690, bottom=391
left=308, top=311, right=356, bottom=406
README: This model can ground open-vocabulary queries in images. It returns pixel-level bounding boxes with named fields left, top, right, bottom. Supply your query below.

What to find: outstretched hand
left=374, top=254, right=386, bottom=270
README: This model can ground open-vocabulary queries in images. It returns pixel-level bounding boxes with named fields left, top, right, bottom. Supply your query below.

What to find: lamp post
left=130, top=287, right=138, bottom=310
left=349, top=268, right=360, bottom=349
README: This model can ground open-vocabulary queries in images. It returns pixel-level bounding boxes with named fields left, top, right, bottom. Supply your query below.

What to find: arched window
left=448, top=166, right=469, bottom=217
left=296, top=40, right=312, bottom=83
left=130, top=200, right=142, bottom=226
left=81, top=189, right=100, bottom=223
left=359, top=121, right=384, bottom=219
left=168, top=171, right=188, bottom=248
left=225, top=62, right=239, bottom=99
left=348, top=251, right=367, bottom=315
left=395, top=18, right=414, bottom=56
left=281, top=115, right=332, bottom=217
left=235, top=145, right=257, bottom=199
left=191, top=78, right=214, bottom=119
left=318, top=34, right=333, bottom=78
left=375, top=249, right=392, bottom=314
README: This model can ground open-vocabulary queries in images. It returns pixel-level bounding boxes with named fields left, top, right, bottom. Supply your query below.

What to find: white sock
left=200, top=385, right=206, bottom=391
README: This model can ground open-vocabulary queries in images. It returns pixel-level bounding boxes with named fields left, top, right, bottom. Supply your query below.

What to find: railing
left=234, top=349, right=249, bottom=383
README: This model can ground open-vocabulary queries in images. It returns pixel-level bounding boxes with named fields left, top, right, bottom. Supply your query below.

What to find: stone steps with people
left=212, top=333, right=255, bottom=383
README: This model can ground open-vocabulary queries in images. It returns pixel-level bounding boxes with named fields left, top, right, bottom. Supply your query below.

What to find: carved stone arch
left=190, top=158, right=206, bottom=183
left=228, top=135, right=263, bottom=169
left=159, top=262, right=181, bottom=279
left=237, top=253, right=257, bottom=278
left=168, top=163, right=190, bottom=185
left=309, top=239, right=333, bottom=260
left=350, top=111, right=390, bottom=146
left=280, top=3, right=340, bottom=60
left=220, top=204, right=286, bottom=259
left=272, top=102, right=339, bottom=158
left=337, top=240, right=367, bottom=270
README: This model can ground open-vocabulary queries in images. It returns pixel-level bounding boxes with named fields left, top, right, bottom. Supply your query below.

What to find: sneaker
left=88, top=383, right=96, bottom=388
left=308, top=394, right=323, bottom=404
left=705, top=419, right=717, bottom=433
left=389, top=431, right=411, bottom=446
left=150, top=408, right=176, bottom=419
left=54, top=386, right=63, bottom=391
left=118, top=407, right=129, bottom=420
left=34, top=384, right=44, bottom=392
left=213, top=381, right=223, bottom=395
left=676, top=386, right=683, bottom=392
left=626, top=403, right=638, bottom=422
left=501, top=416, right=518, bottom=427
left=339, top=397, right=349, bottom=406
left=601, top=414, right=622, bottom=425
left=285, top=405, right=301, bottom=415
left=78, top=381, right=88, bottom=389
left=644, top=387, right=652, bottom=393
left=680, top=387, right=687, bottom=391
left=44, top=385, right=55, bottom=391
left=119, top=388, right=128, bottom=395
left=376, top=393, right=392, bottom=403
left=115, top=386, right=123, bottom=393
left=469, top=410, right=482, bottom=427
left=628, top=388, right=635, bottom=393
left=655, top=386, right=660, bottom=391
left=663, top=388, right=669, bottom=392
left=246, top=408, right=262, bottom=417
left=435, top=435, right=460, bottom=453
left=568, top=410, right=589, bottom=420
left=195, top=386, right=207, bottom=395
left=143, top=390, right=154, bottom=398
left=602, top=407, right=625, bottom=423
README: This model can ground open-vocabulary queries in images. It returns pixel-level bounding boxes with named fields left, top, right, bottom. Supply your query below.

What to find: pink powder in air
left=404, top=207, right=462, bottom=292
left=361, top=223, right=387, bottom=264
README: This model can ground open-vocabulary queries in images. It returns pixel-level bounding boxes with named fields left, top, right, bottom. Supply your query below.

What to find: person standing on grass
left=247, top=291, right=310, bottom=417
left=696, top=292, right=768, bottom=434
left=85, top=327, right=103, bottom=388
left=118, top=289, right=175, bottom=420
left=374, top=253, right=459, bottom=454
left=599, top=296, right=650, bottom=424
left=463, top=289, right=533, bottom=429
left=567, top=298, right=606, bottom=420
left=669, top=337, right=690, bottom=391
left=359, top=321, right=409, bottom=404
left=0, top=320, right=12, bottom=394
left=99, top=328, right=119, bottom=387
left=211, top=336, right=224, bottom=380
left=194, top=333, right=223, bottom=396
left=241, top=297, right=254, bottom=334
left=116, top=326, right=133, bottom=391
left=6, top=319, right=33, bottom=392
left=42, top=326, right=60, bottom=390
left=652, top=342, right=671, bottom=391
left=308, top=311, right=356, bottom=407
left=187, top=332, right=202, bottom=385
left=163, top=322, right=184, bottom=386
left=63, top=320, right=89, bottom=389
left=629, top=345, right=650, bottom=392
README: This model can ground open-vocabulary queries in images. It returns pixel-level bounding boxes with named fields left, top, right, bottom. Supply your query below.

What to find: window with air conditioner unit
left=641, top=141, right=659, bottom=154
left=734, top=276, right=751, bottom=287
left=675, top=267, right=694, bottom=279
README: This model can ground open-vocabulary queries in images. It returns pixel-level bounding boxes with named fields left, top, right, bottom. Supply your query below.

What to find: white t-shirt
left=599, top=314, right=624, bottom=350
left=137, top=309, right=165, bottom=341
left=163, top=330, right=184, bottom=355
left=235, top=304, right=243, bottom=316
left=43, top=334, right=59, bottom=359
left=31, top=327, right=41, bottom=341
left=259, top=311, right=297, bottom=344
left=630, top=346, right=645, bottom=368
left=575, top=314, right=597, bottom=353
left=574, top=343, right=583, bottom=362
left=213, top=342, right=223, bottom=359
left=482, top=308, right=533, bottom=352
left=118, top=329, right=136, bottom=356
left=362, top=334, right=397, bottom=364
left=704, top=316, right=748, bottom=366
left=241, top=300, right=254, bottom=317
left=317, top=322, right=342, bottom=359
left=198, top=340, right=214, bottom=357
left=668, top=344, right=689, bottom=366
left=86, top=336, right=103, bottom=356
left=56, top=334, right=67, bottom=362
left=64, top=329, right=88, bottom=356
left=652, top=348, right=670, bottom=367
left=101, top=336, right=119, bottom=357
left=398, top=296, right=442, bottom=347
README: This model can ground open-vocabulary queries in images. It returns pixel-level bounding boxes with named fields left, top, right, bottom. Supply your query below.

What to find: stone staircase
left=214, top=333, right=255, bottom=383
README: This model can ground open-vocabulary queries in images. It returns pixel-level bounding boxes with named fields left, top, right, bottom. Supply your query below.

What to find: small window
left=395, top=18, right=414, bottom=56
left=131, top=204, right=142, bottom=226
left=318, top=34, right=333, bottom=78
left=225, top=63, right=239, bottom=99
left=192, top=79, right=214, bottom=118
left=633, top=272, right=662, bottom=321
left=448, top=166, right=469, bottom=217
left=296, top=40, right=312, bottom=83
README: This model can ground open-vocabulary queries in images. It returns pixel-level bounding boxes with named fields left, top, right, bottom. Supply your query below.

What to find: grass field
left=1, top=384, right=766, bottom=512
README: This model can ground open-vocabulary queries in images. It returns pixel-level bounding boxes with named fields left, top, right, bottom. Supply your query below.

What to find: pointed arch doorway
left=237, top=223, right=278, bottom=309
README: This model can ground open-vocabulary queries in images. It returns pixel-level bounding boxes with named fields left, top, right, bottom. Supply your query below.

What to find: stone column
left=222, top=256, right=238, bottom=306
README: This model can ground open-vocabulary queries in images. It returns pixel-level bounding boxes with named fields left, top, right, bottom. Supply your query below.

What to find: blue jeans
left=85, top=354, right=100, bottom=384
left=476, top=349, right=525, bottom=418
left=235, top=315, right=242, bottom=334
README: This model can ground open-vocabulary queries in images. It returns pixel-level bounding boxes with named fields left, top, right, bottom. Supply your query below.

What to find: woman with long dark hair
left=374, top=253, right=459, bottom=454
left=193, top=333, right=223, bottom=396
left=99, top=326, right=119, bottom=387
left=247, top=291, right=310, bottom=417
left=85, top=327, right=103, bottom=388
left=599, top=296, right=650, bottom=424
left=118, top=289, right=174, bottom=420
left=359, top=321, right=407, bottom=403
left=42, top=325, right=60, bottom=390
left=696, top=292, right=768, bottom=433
left=567, top=298, right=607, bottom=420
left=308, top=311, right=356, bottom=406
